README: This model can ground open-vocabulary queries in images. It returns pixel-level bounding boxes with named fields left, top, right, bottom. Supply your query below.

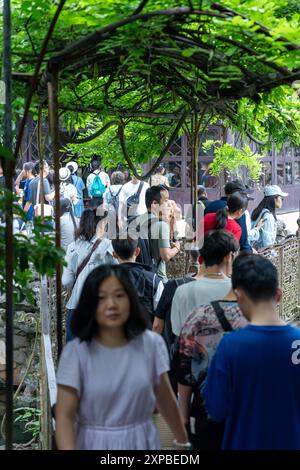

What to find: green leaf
left=181, top=48, right=197, bottom=58
left=0, top=145, right=14, bottom=161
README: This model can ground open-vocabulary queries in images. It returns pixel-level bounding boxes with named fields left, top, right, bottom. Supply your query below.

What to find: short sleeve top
left=56, top=330, right=169, bottom=427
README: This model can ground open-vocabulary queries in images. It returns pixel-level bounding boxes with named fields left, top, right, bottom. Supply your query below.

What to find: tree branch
left=131, top=0, right=149, bottom=16
left=14, top=0, right=67, bottom=159
left=257, top=71, right=300, bottom=93
left=59, top=103, right=187, bottom=120
left=222, top=107, right=267, bottom=145
left=65, top=120, right=120, bottom=144
left=118, top=111, right=188, bottom=179
left=49, top=7, right=227, bottom=66
left=215, top=35, right=290, bottom=76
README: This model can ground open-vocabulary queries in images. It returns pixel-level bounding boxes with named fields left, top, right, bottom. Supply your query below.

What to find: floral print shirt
left=178, top=301, right=248, bottom=387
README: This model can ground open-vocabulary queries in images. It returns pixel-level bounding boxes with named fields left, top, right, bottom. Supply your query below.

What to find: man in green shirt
left=136, top=185, right=180, bottom=283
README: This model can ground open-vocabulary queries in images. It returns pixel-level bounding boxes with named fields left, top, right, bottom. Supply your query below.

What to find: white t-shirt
left=86, top=170, right=110, bottom=197
left=171, top=277, right=232, bottom=336
left=118, top=180, right=149, bottom=223
left=60, top=182, right=78, bottom=204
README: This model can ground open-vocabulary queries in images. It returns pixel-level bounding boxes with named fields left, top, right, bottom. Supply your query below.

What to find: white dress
left=56, top=330, right=169, bottom=450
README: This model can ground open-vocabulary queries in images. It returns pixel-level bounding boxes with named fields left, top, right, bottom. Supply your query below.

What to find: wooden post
left=47, top=68, right=63, bottom=358
left=3, top=0, right=14, bottom=450
left=39, top=277, right=52, bottom=450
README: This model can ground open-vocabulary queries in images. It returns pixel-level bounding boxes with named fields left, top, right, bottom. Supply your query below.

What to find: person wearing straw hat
left=250, top=185, right=288, bottom=249
left=66, top=161, right=85, bottom=218
left=59, top=167, right=78, bottom=205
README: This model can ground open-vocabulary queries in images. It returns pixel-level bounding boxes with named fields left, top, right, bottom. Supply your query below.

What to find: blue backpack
left=90, top=173, right=106, bottom=198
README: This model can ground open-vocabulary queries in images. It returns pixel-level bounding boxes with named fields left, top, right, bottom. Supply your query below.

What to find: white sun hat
left=264, top=185, right=288, bottom=197
left=66, top=161, right=78, bottom=173
left=59, top=167, right=71, bottom=182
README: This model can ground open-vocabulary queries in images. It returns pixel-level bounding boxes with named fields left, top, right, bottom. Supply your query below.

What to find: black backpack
left=126, top=181, right=144, bottom=221
left=136, top=237, right=154, bottom=269
left=109, top=186, right=122, bottom=212
left=135, top=216, right=160, bottom=272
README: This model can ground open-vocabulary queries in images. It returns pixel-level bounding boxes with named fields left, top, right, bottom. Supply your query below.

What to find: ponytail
left=215, top=192, right=248, bottom=229
left=215, top=207, right=228, bottom=229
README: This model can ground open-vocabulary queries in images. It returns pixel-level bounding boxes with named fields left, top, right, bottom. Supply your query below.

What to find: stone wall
left=0, top=308, right=39, bottom=421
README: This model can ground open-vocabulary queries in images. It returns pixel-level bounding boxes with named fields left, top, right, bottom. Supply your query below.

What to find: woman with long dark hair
left=62, top=208, right=117, bottom=341
left=56, top=265, right=189, bottom=450
left=250, top=185, right=288, bottom=249
left=204, top=192, right=248, bottom=242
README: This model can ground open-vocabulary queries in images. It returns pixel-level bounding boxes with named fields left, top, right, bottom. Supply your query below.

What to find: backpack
left=126, top=181, right=144, bottom=220
left=135, top=216, right=158, bottom=272
left=109, top=186, right=122, bottom=212
left=136, top=236, right=155, bottom=271
left=90, top=173, right=106, bottom=198
left=127, top=269, right=159, bottom=325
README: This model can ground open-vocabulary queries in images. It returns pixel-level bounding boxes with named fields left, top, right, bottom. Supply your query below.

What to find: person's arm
left=152, top=317, right=164, bottom=334
left=62, top=246, right=76, bottom=288
left=23, top=201, right=32, bottom=213
left=55, top=385, right=78, bottom=450
left=260, top=213, right=276, bottom=248
left=178, top=383, right=192, bottom=426
left=160, top=241, right=180, bottom=262
left=41, top=178, right=55, bottom=202
left=155, top=373, right=189, bottom=445
left=45, top=191, right=55, bottom=202
left=86, top=174, right=93, bottom=196
left=15, top=170, right=25, bottom=193
left=248, top=219, right=264, bottom=244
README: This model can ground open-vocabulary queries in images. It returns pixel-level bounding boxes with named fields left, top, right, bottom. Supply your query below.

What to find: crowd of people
left=1, top=156, right=299, bottom=451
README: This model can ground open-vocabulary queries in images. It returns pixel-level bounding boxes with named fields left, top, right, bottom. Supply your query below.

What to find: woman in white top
left=250, top=185, right=288, bottom=249
left=149, top=164, right=169, bottom=188
left=60, top=198, right=79, bottom=252
left=56, top=265, right=189, bottom=450
left=62, top=208, right=117, bottom=341
left=59, top=167, right=78, bottom=205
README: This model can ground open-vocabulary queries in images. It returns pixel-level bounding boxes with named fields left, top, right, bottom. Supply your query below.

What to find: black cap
left=224, top=179, right=254, bottom=198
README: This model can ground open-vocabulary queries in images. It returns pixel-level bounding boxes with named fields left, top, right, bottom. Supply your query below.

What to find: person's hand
left=256, top=219, right=264, bottom=230
left=168, top=200, right=182, bottom=220
left=152, top=317, right=164, bottom=335
left=171, top=240, right=180, bottom=253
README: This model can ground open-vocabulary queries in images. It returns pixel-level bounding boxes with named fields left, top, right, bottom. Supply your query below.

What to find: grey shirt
left=60, top=213, right=79, bottom=252
left=171, top=277, right=232, bottom=336
left=29, top=176, right=52, bottom=206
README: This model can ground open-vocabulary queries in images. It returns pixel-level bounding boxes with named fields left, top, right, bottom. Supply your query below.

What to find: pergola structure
left=38, top=3, right=300, bottom=209
left=4, top=0, right=300, bottom=448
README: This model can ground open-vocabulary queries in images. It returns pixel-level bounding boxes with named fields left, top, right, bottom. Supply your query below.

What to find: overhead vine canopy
left=3, top=0, right=300, bottom=172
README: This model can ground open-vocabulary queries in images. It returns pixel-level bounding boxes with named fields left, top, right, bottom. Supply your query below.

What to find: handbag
left=34, top=180, right=54, bottom=217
